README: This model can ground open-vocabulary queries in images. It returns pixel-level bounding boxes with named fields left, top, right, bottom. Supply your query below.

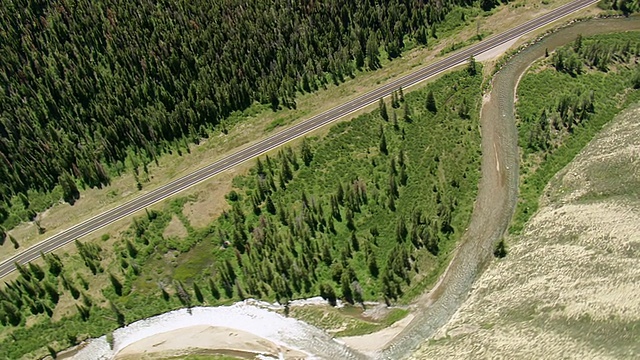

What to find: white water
left=73, top=301, right=366, bottom=360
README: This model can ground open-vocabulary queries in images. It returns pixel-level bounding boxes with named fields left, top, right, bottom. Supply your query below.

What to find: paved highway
left=0, top=0, right=597, bottom=279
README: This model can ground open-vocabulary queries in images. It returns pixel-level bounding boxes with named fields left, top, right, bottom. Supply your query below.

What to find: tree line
left=0, top=0, right=502, bottom=226
left=524, top=34, right=640, bottom=152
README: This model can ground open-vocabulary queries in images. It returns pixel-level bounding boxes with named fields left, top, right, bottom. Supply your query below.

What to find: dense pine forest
left=0, top=0, right=509, bottom=228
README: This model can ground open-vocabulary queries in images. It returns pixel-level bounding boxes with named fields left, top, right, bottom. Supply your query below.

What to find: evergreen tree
left=209, top=278, right=221, bottom=300
left=379, top=129, right=388, bottom=155
left=341, top=272, right=354, bottom=304
left=42, top=252, right=63, bottom=277
left=60, top=172, right=80, bottom=205
left=28, top=262, right=45, bottom=281
left=494, top=239, right=507, bottom=258
left=319, top=282, right=337, bottom=306
left=110, top=300, right=126, bottom=327
left=403, top=101, right=412, bottom=122
left=426, top=90, right=437, bottom=113
left=350, top=232, right=360, bottom=252
left=366, top=32, right=381, bottom=70
left=467, top=55, right=477, bottom=76
left=378, top=98, right=389, bottom=121
left=301, top=138, right=313, bottom=166
left=368, top=255, right=379, bottom=278
left=193, top=282, right=204, bottom=303
left=109, top=273, right=123, bottom=296
left=265, top=195, right=277, bottom=215
left=388, top=194, right=396, bottom=211
left=9, top=235, right=19, bottom=249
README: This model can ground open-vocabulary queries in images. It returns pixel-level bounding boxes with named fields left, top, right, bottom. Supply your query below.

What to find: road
left=0, top=0, right=598, bottom=279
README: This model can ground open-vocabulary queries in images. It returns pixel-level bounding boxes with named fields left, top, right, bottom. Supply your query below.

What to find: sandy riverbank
left=72, top=304, right=365, bottom=360
left=115, top=325, right=306, bottom=359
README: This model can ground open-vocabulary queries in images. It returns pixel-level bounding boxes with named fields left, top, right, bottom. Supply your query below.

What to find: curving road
left=0, top=0, right=598, bottom=279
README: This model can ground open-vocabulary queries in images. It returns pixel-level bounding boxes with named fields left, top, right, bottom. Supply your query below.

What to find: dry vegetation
left=411, top=104, right=640, bottom=359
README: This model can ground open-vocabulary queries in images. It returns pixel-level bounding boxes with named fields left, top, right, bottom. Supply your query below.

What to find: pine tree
left=467, top=55, right=477, bottom=76
left=110, top=300, right=126, bottom=327
left=301, top=137, right=313, bottom=166
left=60, top=171, right=80, bottom=205
left=193, top=282, right=204, bottom=303
left=388, top=194, right=396, bottom=211
left=319, top=282, right=337, bottom=306
left=341, top=272, right=354, bottom=304
left=379, top=130, right=388, bottom=155
left=368, top=255, right=379, bottom=278
left=378, top=98, right=389, bottom=121
left=47, top=346, right=57, bottom=359
left=9, top=235, right=19, bottom=249
left=109, top=273, right=123, bottom=296
left=494, top=239, right=507, bottom=258
left=352, top=281, right=364, bottom=306
left=175, top=281, right=192, bottom=306
left=28, top=262, right=45, bottom=281
left=43, top=281, right=59, bottom=304
left=399, top=166, right=408, bottom=186
left=350, top=232, right=360, bottom=252
left=209, top=278, right=221, bottom=300
left=265, top=195, right=276, bottom=215
left=125, top=240, right=138, bottom=258
left=403, top=101, right=412, bottom=122
left=426, top=90, right=437, bottom=113
left=42, top=252, right=63, bottom=277
left=366, top=32, right=381, bottom=70
left=458, top=97, right=470, bottom=119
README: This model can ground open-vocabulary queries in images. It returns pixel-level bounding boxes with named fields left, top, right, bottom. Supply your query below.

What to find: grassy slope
left=510, top=31, right=640, bottom=233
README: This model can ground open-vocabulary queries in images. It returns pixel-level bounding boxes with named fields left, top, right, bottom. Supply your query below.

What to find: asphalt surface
left=0, top=0, right=598, bottom=279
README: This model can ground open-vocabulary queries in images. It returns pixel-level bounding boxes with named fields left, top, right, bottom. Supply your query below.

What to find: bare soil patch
left=162, top=216, right=188, bottom=240
left=181, top=166, right=247, bottom=229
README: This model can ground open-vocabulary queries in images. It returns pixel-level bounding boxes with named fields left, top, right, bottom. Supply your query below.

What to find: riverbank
left=73, top=304, right=366, bottom=360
